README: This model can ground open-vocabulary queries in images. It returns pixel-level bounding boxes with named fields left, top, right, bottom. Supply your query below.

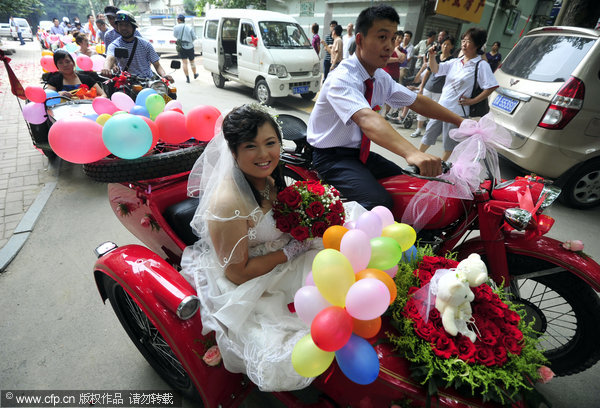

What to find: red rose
left=428, top=308, right=441, bottom=323
left=493, top=345, right=508, bottom=366
left=278, top=188, right=302, bottom=209
left=306, top=201, right=325, bottom=218
left=306, top=182, right=325, bottom=195
left=414, top=319, right=437, bottom=340
left=325, top=212, right=342, bottom=226
left=286, top=212, right=301, bottom=227
left=477, top=322, right=500, bottom=346
left=275, top=216, right=292, bottom=233
left=290, top=226, right=310, bottom=241
left=403, top=298, right=422, bottom=320
left=432, top=333, right=458, bottom=359
left=329, top=200, right=344, bottom=214
left=475, top=346, right=496, bottom=366
left=473, top=286, right=493, bottom=302
left=503, top=336, right=522, bottom=355
left=503, top=324, right=524, bottom=341
left=311, top=221, right=328, bottom=238
left=407, top=286, right=419, bottom=296
left=505, top=309, right=521, bottom=325
left=456, top=335, right=477, bottom=362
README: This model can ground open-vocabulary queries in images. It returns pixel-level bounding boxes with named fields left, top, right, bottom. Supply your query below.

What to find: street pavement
left=0, top=47, right=599, bottom=407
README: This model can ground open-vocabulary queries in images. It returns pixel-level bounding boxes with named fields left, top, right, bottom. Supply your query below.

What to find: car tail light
left=149, top=39, right=154, bottom=43
left=169, top=40, right=176, bottom=44
left=538, top=76, right=584, bottom=130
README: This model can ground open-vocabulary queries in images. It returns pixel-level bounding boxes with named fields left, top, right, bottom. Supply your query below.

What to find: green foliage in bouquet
left=386, top=245, right=550, bottom=406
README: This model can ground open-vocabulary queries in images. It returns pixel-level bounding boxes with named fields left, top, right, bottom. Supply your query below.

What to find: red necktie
left=359, top=78, right=374, bottom=164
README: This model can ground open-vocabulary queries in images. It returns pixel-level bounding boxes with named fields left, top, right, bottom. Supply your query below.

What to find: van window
left=501, top=35, right=595, bottom=82
left=258, top=21, right=311, bottom=49
left=240, top=22, right=256, bottom=45
left=205, top=20, right=218, bottom=40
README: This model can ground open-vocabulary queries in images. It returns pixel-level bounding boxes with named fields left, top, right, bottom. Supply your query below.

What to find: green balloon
left=367, top=237, right=402, bottom=270
left=145, top=93, right=165, bottom=119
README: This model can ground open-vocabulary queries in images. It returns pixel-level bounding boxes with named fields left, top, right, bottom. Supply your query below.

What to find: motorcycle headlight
left=312, top=63, right=320, bottom=76
left=504, top=208, right=533, bottom=231
left=150, top=81, right=168, bottom=94
left=539, top=185, right=561, bottom=210
left=268, top=64, right=288, bottom=78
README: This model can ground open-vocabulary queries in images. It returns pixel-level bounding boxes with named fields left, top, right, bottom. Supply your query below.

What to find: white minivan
left=202, top=9, right=321, bottom=105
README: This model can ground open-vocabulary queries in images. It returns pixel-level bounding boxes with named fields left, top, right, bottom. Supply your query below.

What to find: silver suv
left=490, top=26, right=600, bottom=209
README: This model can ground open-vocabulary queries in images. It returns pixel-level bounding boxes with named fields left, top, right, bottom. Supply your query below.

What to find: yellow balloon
left=312, top=249, right=355, bottom=306
left=96, top=113, right=112, bottom=126
left=96, top=44, right=106, bottom=54
left=381, top=222, right=417, bottom=252
left=41, top=50, right=53, bottom=56
left=291, top=334, right=335, bottom=377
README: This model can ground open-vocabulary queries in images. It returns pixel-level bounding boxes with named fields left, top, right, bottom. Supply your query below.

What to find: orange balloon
left=352, top=316, right=381, bottom=339
left=322, top=225, right=349, bottom=251
left=356, top=268, right=397, bottom=304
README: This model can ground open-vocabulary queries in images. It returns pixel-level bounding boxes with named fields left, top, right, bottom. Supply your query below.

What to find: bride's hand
left=282, top=239, right=312, bottom=261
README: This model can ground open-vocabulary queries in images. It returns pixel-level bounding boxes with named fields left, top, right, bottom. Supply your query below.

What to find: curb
left=0, top=158, right=60, bottom=272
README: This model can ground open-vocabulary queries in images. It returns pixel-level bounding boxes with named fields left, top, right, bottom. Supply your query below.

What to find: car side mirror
left=114, top=47, right=129, bottom=59
left=170, top=60, right=181, bottom=70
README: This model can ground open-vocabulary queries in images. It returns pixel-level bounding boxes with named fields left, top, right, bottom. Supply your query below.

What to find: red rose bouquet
left=273, top=180, right=345, bottom=241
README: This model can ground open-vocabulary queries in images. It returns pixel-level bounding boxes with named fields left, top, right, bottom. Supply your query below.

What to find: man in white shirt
left=342, top=23, right=355, bottom=59
left=307, top=5, right=463, bottom=210
left=414, top=30, right=436, bottom=72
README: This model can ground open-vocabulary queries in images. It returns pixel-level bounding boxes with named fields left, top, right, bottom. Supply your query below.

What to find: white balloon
left=294, top=286, right=331, bottom=326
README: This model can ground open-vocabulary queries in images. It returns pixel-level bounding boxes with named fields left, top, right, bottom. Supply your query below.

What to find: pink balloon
left=92, top=97, right=119, bottom=115
left=384, top=265, right=399, bottom=279
left=340, top=229, right=372, bottom=273
left=140, top=116, right=159, bottom=149
left=111, top=92, right=135, bottom=112
left=25, top=86, right=47, bottom=104
left=22, top=102, right=47, bottom=125
left=76, top=55, right=93, bottom=71
left=155, top=111, right=191, bottom=143
left=294, top=286, right=331, bottom=326
left=345, top=278, right=390, bottom=321
left=49, top=35, right=59, bottom=43
left=48, top=117, right=110, bottom=164
left=91, top=54, right=106, bottom=72
left=304, top=270, right=315, bottom=286
left=355, top=211, right=383, bottom=239
left=371, top=205, right=395, bottom=227
left=164, top=100, right=183, bottom=111
left=185, top=105, right=222, bottom=142
left=40, top=56, right=57, bottom=72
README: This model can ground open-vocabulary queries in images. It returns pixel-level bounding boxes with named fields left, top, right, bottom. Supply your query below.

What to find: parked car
left=10, top=17, right=33, bottom=41
left=0, top=23, right=11, bottom=38
left=140, top=25, right=203, bottom=56
left=489, top=26, right=600, bottom=209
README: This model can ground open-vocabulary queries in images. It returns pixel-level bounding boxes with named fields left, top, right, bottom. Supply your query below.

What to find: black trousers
left=323, top=59, right=331, bottom=81
left=312, top=147, right=404, bottom=210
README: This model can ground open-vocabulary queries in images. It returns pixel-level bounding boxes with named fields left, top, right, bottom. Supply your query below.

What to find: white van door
left=202, top=19, right=219, bottom=74
left=237, top=20, right=261, bottom=86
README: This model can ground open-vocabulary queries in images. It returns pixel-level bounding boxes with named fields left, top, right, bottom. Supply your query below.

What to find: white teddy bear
left=434, top=254, right=489, bottom=343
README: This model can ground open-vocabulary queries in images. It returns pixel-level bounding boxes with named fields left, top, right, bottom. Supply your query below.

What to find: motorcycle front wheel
left=505, top=253, right=600, bottom=376
left=102, top=276, right=203, bottom=403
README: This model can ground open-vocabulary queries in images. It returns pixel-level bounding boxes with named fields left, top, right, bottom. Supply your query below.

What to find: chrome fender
left=455, top=234, right=600, bottom=291
left=93, top=244, right=249, bottom=408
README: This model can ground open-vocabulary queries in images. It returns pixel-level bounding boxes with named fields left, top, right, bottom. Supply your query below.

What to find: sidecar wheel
left=83, top=142, right=205, bottom=182
left=102, top=277, right=203, bottom=403
left=503, top=254, right=600, bottom=376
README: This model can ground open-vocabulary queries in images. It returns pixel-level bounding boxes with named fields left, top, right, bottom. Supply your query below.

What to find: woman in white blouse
left=419, top=27, right=498, bottom=161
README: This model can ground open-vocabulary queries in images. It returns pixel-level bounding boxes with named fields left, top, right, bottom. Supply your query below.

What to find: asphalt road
left=1, top=59, right=599, bottom=408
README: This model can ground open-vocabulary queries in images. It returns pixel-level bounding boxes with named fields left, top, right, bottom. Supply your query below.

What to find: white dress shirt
left=308, top=54, right=417, bottom=149
left=342, top=34, right=355, bottom=59
left=435, top=55, right=498, bottom=116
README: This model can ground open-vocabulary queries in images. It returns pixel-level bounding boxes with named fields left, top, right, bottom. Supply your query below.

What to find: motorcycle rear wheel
left=505, top=254, right=600, bottom=376
left=83, top=142, right=205, bottom=183
left=102, top=276, right=203, bottom=403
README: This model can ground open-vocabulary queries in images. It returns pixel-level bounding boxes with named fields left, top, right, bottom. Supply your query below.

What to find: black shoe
left=186, top=76, right=190, bottom=83
left=193, top=73, right=199, bottom=79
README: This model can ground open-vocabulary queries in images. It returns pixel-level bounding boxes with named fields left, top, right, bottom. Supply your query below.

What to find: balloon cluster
left=20, top=85, right=221, bottom=163
left=291, top=206, right=417, bottom=385
left=40, top=49, right=106, bottom=73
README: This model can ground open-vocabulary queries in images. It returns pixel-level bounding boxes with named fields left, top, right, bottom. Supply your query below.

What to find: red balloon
left=25, top=86, right=47, bottom=104
left=311, top=306, right=353, bottom=352
left=140, top=116, right=159, bottom=149
left=49, top=117, right=110, bottom=164
left=40, top=56, right=57, bottom=72
left=185, top=105, right=222, bottom=142
left=155, top=110, right=191, bottom=143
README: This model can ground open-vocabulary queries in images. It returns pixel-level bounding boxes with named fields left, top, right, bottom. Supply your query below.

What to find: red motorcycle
left=92, top=115, right=600, bottom=408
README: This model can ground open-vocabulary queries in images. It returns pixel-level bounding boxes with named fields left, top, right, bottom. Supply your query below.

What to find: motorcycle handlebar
left=404, top=161, right=454, bottom=185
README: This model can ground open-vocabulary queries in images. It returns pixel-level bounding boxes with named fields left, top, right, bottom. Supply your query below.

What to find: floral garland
left=273, top=180, right=345, bottom=241
left=387, top=247, right=550, bottom=406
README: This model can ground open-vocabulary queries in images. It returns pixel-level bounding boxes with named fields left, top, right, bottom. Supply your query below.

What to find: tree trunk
left=556, top=0, right=600, bottom=28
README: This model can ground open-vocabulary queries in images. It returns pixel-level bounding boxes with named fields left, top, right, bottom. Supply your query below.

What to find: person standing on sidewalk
left=321, top=20, right=337, bottom=81
left=11, top=18, right=26, bottom=45
left=342, top=23, right=355, bottom=59
left=173, top=14, right=198, bottom=83
left=310, top=23, right=320, bottom=55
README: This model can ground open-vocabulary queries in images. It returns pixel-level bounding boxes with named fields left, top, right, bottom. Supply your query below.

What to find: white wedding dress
left=180, top=209, right=318, bottom=391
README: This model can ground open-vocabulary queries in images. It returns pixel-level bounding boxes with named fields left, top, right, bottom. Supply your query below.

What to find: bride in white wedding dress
left=180, top=104, right=363, bottom=391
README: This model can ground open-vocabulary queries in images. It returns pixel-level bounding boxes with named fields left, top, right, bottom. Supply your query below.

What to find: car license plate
left=293, top=85, right=309, bottom=94
left=158, top=40, right=165, bottom=45
left=492, top=94, right=519, bottom=114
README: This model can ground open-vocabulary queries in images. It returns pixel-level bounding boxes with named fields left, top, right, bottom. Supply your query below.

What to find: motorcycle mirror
left=114, top=47, right=129, bottom=59
left=170, top=60, right=181, bottom=70
left=504, top=208, right=533, bottom=231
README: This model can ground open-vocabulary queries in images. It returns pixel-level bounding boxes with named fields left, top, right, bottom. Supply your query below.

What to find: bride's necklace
left=259, top=182, right=271, bottom=201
